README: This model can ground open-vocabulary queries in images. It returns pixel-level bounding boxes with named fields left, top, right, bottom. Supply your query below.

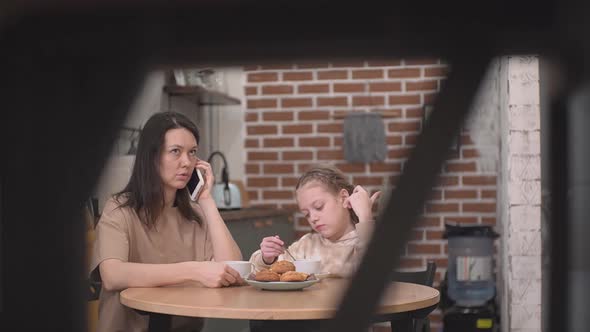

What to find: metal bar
left=562, top=83, right=590, bottom=332
left=324, top=54, right=492, bottom=332
left=0, top=2, right=583, bottom=331
left=548, top=97, right=568, bottom=332
left=0, top=172, right=3, bottom=313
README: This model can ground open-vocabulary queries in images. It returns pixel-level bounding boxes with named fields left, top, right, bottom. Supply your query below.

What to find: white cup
left=223, top=261, right=252, bottom=278
left=293, top=259, right=321, bottom=274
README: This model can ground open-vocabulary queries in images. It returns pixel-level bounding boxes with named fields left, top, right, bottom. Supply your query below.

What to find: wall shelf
left=163, top=84, right=241, bottom=106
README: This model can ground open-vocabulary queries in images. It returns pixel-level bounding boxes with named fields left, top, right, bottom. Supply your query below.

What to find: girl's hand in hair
left=345, top=185, right=381, bottom=223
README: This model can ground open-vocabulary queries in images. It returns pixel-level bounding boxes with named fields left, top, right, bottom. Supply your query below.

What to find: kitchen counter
left=219, top=207, right=294, bottom=222
left=220, top=207, right=295, bottom=262
left=201, top=207, right=293, bottom=332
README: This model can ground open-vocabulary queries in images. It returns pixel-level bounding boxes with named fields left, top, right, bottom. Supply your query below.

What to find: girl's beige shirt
left=250, top=221, right=375, bottom=277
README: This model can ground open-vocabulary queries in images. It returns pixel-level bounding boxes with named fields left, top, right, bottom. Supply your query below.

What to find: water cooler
left=440, top=222, right=500, bottom=332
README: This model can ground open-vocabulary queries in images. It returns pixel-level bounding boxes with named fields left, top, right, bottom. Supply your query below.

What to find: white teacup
left=223, top=261, right=252, bottom=278
left=293, top=259, right=321, bottom=274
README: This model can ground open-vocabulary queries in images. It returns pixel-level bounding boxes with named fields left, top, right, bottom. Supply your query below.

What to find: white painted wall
left=94, top=71, right=165, bottom=211
left=207, top=67, right=246, bottom=183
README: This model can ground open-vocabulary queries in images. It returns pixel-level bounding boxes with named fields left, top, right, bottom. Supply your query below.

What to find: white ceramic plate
left=246, top=278, right=320, bottom=291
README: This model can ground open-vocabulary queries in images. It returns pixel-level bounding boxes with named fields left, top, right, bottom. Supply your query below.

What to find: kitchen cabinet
left=202, top=208, right=295, bottom=332
left=221, top=208, right=295, bottom=259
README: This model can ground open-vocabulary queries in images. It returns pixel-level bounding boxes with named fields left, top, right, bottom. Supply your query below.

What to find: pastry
left=270, top=260, right=295, bottom=274
left=279, top=271, right=309, bottom=282
left=254, top=269, right=281, bottom=282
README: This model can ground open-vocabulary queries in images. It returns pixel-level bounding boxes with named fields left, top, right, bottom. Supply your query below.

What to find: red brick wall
left=243, top=59, right=497, bottom=329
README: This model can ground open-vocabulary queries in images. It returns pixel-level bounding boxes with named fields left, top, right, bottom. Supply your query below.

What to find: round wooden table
left=120, top=278, right=440, bottom=332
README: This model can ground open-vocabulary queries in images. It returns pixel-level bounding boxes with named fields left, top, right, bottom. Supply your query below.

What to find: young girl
left=250, top=164, right=381, bottom=278
left=90, top=112, right=243, bottom=332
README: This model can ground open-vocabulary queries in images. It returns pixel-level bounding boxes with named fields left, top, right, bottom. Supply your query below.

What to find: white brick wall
left=511, top=279, right=542, bottom=305
left=509, top=206, right=541, bottom=232
left=509, top=155, right=541, bottom=180
left=511, top=304, right=542, bottom=329
left=508, top=132, right=541, bottom=155
left=507, top=180, right=541, bottom=205
left=508, top=231, right=542, bottom=256
left=508, top=105, right=540, bottom=131
left=500, top=55, right=542, bottom=331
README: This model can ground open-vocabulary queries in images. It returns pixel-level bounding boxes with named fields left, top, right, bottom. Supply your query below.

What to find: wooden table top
left=120, top=278, right=440, bottom=320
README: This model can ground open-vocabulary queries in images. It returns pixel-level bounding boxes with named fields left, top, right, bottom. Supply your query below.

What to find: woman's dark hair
left=115, top=111, right=201, bottom=228
left=295, top=164, right=359, bottom=224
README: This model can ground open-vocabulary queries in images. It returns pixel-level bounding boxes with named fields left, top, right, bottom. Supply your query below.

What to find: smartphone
left=187, top=168, right=204, bottom=201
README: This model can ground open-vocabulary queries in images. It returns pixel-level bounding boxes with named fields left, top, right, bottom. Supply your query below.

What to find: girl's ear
left=339, top=188, right=350, bottom=208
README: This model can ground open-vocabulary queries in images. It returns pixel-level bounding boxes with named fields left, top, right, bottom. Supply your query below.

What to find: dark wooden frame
left=0, top=1, right=580, bottom=331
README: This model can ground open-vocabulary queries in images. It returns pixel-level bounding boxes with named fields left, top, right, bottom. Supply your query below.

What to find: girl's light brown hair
left=295, top=164, right=359, bottom=223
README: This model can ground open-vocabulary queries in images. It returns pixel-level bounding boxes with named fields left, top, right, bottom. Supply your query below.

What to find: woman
left=90, top=111, right=243, bottom=332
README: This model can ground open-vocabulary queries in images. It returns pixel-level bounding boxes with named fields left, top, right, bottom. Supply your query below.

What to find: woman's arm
left=93, top=198, right=242, bottom=292
left=197, top=197, right=243, bottom=261
left=195, top=160, right=242, bottom=261
left=99, top=259, right=241, bottom=291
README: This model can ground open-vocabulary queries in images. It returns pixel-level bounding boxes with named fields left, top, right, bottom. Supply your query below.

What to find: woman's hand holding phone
left=194, top=160, right=215, bottom=201
left=188, top=168, right=205, bottom=201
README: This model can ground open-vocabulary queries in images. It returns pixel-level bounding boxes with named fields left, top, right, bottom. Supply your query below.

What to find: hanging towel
left=343, top=112, right=387, bottom=163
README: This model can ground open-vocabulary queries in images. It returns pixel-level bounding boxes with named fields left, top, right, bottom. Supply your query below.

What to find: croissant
left=254, top=269, right=281, bottom=282
left=269, top=260, right=295, bottom=274
left=280, top=271, right=309, bottom=282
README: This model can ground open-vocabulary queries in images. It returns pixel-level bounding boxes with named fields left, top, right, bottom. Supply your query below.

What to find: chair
left=373, top=261, right=437, bottom=332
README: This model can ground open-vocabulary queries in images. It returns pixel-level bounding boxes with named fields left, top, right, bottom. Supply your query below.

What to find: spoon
left=284, top=247, right=297, bottom=261
left=274, top=235, right=297, bottom=261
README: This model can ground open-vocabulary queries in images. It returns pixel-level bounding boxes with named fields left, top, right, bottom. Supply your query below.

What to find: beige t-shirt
left=90, top=197, right=213, bottom=332
left=250, top=222, right=374, bottom=277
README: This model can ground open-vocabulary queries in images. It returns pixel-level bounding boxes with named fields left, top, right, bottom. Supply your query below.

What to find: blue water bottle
left=443, top=222, right=499, bottom=307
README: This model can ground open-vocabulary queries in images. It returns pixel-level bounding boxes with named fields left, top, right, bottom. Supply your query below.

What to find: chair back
left=390, top=261, right=436, bottom=287
left=375, top=261, right=437, bottom=332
